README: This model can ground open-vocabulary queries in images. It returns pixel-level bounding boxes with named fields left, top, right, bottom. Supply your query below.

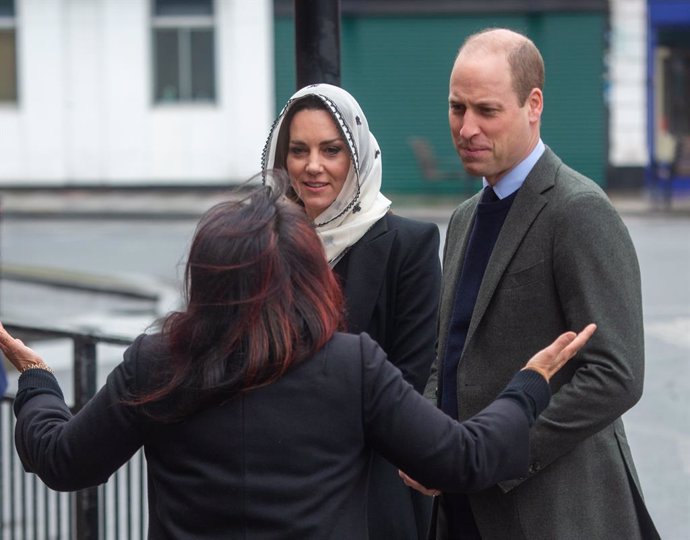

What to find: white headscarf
left=261, top=84, right=391, bottom=266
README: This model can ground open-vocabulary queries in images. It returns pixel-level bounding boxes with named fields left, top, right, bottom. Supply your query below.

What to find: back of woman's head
left=140, top=175, right=344, bottom=418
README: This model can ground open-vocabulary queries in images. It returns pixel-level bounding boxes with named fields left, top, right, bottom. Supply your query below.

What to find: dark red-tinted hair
left=134, top=176, right=344, bottom=419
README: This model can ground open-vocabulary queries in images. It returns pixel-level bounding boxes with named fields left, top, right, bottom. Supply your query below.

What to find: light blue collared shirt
left=482, top=139, right=545, bottom=199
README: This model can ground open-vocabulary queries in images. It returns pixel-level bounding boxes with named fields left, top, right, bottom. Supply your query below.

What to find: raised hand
left=0, top=322, right=49, bottom=373
left=522, top=323, right=597, bottom=382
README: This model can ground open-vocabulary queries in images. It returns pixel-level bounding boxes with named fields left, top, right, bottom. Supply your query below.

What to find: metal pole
left=74, top=337, right=99, bottom=540
left=294, top=0, right=341, bottom=88
left=0, top=195, right=5, bottom=396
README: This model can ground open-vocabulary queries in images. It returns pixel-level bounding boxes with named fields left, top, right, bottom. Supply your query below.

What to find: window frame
left=150, top=1, right=217, bottom=105
left=0, top=0, right=18, bottom=104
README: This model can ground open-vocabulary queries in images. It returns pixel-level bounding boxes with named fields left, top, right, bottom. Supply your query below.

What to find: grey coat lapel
left=438, top=196, right=479, bottom=361
left=465, top=149, right=560, bottom=346
left=341, top=216, right=394, bottom=333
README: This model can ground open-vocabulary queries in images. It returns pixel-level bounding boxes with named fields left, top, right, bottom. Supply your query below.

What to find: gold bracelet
left=20, top=362, right=54, bottom=374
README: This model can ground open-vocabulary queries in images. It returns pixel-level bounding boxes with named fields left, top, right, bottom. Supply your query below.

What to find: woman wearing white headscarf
left=262, top=84, right=441, bottom=539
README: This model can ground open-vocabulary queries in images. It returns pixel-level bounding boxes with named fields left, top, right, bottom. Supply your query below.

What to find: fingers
left=569, top=323, right=597, bottom=352
left=398, top=470, right=441, bottom=497
left=0, top=322, right=44, bottom=370
left=526, top=331, right=575, bottom=378
left=559, top=324, right=597, bottom=361
left=0, top=330, right=20, bottom=352
left=545, top=331, right=577, bottom=356
left=0, top=322, right=12, bottom=348
left=0, top=323, right=28, bottom=353
left=523, top=323, right=598, bottom=382
left=551, top=324, right=598, bottom=371
left=548, top=324, right=597, bottom=359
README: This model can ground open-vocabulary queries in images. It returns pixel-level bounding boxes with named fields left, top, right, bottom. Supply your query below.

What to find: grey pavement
left=2, top=185, right=687, bottom=301
left=1, top=185, right=689, bottom=301
left=2, top=185, right=690, bottom=221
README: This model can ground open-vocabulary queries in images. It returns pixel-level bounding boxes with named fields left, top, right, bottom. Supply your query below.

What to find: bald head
left=457, top=28, right=544, bottom=106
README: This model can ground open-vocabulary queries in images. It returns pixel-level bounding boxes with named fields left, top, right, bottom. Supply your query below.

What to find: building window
left=0, top=0, right=17, bottom=102
left=152, top=0, right=216, bottom=103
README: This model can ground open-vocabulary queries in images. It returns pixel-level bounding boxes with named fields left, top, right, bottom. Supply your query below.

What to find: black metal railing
left=1, top=322, right=148, bottom=540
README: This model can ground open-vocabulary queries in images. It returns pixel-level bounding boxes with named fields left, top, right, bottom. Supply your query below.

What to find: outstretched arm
left=399, top=324, right=596, bottom=495
left=365, top=325, right=595, bottom=493
left=0, top=322, right=50, bottom=373
left=1, top=323, right=145, bottom=492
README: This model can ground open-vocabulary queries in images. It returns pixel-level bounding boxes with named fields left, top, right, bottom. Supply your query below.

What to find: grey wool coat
left=424, top=147, right=659, bottom=540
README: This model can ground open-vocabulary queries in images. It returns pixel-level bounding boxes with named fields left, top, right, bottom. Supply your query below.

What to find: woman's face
left=285, top=108, right=351, bottom=221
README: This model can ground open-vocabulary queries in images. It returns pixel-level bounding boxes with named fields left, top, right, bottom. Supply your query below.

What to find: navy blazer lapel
left=465, top=149, right=560, bottom=345
left=341, top=216, right=395, bottom=334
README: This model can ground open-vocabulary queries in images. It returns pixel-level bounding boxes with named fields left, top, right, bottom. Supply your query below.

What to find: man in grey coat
left=406, top=28, right=659, bottom=539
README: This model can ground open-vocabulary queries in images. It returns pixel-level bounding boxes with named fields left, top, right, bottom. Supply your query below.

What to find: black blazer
left=14, top=332, right=547, bottom=540
left=335, top=213, right=441, bottom=393
left=334, top=212, right=441, bottom=539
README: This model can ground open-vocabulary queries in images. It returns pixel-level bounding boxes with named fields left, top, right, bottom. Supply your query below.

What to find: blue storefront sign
left=646, top=0, right=690, bottom=199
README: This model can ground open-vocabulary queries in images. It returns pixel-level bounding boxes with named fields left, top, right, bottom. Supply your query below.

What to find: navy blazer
left=14, top=332, right=548, bottom=540
left=335, top=212, right=441, bottom=393
left=334, top=212, right=441, bottom=539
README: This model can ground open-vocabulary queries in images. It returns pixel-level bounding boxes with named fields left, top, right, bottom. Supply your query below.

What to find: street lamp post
left=294, top=0, right=341, bottom=88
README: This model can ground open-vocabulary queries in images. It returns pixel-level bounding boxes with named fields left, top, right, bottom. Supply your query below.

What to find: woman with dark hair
left=262, top=84, right=443, bottom=539
left=2, top=182, right=596, bottom=539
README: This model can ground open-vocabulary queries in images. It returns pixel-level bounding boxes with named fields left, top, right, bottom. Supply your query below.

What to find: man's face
left=448, top=51, right=541, bottom=185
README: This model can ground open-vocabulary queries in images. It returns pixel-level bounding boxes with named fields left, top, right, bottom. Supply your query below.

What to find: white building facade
left=0, top=0, right=656, bottom=188
left=608, top=0, right=648, bottom=169
left=0, top=0, right=274, bottom=186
